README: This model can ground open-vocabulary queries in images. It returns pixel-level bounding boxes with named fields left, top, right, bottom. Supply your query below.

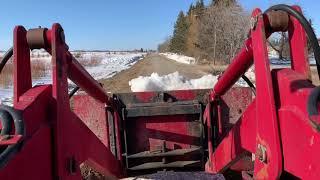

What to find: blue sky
left=0, top=0, right=319, bottom=50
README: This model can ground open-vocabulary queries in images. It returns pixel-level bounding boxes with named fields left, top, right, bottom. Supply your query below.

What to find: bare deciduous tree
left=268, top=32, right=290, bottom=60
left=198, top=4, right=249, bottom=64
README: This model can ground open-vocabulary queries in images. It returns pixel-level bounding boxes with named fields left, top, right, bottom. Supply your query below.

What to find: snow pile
left=129, top=68, right=256, bottom=92
left=129, top=72, right=217, bottom=92
left=160, top=53, right=196, bottom=64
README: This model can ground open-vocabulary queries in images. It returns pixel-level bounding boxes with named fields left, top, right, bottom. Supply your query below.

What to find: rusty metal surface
left=265, top=10, right=289, bottom=32
left=220, top=87, right=253, bottom=127
left=127, top=147, right=201, bottom=159
left=116, top=89, right=209, bottom=104
left=140, top=171, right=225, bottom=180
left=128, top=160, right=201, bottom=170
left=73, top=95, right=110, bottom=148
left=125, top=101, right=201, bottom=117
left=26, top=28, right=48, bottom=49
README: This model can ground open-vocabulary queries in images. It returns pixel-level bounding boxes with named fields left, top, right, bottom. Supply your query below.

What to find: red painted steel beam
left=40, top=26, right=112, bottom=105
left=251, top=8, right=282, bottom=179
left=210, top=39, right=253, bottom=100
left=13, top=26, right=32, bottom=106
left=49, top=23, right=123, bottom=178
left=66, top=52, right=112, bottom=105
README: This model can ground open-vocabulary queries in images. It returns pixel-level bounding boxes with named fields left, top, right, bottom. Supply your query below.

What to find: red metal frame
left=0, top=24, right=123, bottom=179
left=206, top=6, right=319, bottom=179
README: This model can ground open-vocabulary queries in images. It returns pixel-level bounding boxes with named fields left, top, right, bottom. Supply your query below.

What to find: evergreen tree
left=212, top=0, right=236, bottom=7
left=170, top=11, right=189, bottom=53
left=194, top=0, right=205, bottom=15
left=187, top=4, right=195, bottom=16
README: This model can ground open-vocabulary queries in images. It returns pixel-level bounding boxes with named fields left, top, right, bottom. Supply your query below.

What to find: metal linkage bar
left=25, top=27, right=113, bottom=105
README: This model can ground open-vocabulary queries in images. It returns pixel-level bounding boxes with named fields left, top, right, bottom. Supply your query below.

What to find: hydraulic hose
left=265, top=4, right=320, bottom=79
left=0, top=110, right=13, bottom=135
left=0, top=47, right=13, bottom=73
left=241, top=75, right=256, bottom=95
left=69, top=86, right=80, bottom=98
left=0, top=105, right=25, bottom=168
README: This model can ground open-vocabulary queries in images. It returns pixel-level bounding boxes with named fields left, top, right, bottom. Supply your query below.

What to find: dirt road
left=100, top=54, right=220, bottom=93
left=100, top=53, right=320, bottom=93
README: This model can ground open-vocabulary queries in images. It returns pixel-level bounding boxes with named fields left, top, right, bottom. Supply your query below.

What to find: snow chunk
left=129, top=72, right=217, bottom=92
left=160, top=53, right=196, bottom=64
left=129, top=69, right=256, bottom=92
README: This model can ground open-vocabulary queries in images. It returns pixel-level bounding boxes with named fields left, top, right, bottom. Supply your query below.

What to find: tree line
left=158, top=0, right=250, bottom=65
left=159, top=0, right=317, bottom=64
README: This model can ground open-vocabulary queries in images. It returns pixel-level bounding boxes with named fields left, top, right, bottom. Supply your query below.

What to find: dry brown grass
left=311, top=67, right=320, bottom=86
left=77, top=55, right=103, bottom=67
left=0, top=52, right=103, bottom=88
left=0, top=59, right=13, bottom=88
left=0, top=58, right=49, bottom=88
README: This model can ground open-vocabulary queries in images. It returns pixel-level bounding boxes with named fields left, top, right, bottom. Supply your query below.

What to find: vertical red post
left=288, top=6, right=311, bottom=79
left=50, top=23, right=72, bottom=178
left=13, top=26, right=32, bottom=105
left=251, top=9, right=283, bottom=179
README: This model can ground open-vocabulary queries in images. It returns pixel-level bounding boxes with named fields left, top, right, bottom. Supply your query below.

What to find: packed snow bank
left=129, top=70, right=256, bottom=92
left=129, top=72, right=216, bottom=92
left=160, top=53, right=196, bottom=64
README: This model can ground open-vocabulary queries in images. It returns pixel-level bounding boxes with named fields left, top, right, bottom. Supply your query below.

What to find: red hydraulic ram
left=209, top=38, right=254, bottom=100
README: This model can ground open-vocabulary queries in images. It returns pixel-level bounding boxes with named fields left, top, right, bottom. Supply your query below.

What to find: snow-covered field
left=0, top=51, right=145, bottom=105
left=83, top=52, right=144, bottom=79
